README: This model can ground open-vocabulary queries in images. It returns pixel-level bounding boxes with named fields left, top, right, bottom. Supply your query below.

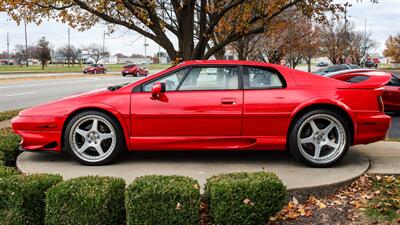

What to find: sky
left=0, top=0, right=399, bottom=57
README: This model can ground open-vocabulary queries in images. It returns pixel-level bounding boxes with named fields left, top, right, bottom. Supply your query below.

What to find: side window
left=179, top=67, right=239, bottom=91
left=388, top=75, right=400, bottom=86
left=143, top=68, right=189, bottom=92
left=244, top=67, right=283, bottom=89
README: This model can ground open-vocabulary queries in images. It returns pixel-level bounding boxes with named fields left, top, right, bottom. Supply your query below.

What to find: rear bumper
left=353, top=112, right=391, bottom=145
left=11, top=116, right=65, bottom=152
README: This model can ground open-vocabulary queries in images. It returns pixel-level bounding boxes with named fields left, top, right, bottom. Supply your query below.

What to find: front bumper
left=11, top=116, right=66, bottom=152
left=353, top=112, right=391, bottom=145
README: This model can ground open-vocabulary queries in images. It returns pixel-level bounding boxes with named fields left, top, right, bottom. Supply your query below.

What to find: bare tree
left=320, top=20, right=376, bottom=65
left=56, top=45, right=81, bottom=66
left=34, top=37, right=52, bottom=69
left=83, top=44, right=110, bottom=64
left=14, top=44, right=36, bottom=66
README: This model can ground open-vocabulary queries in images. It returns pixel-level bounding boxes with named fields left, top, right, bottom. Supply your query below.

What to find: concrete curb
left=16, top=149, right=369, bottom=201
left=0, top=120, right=11, bottom=129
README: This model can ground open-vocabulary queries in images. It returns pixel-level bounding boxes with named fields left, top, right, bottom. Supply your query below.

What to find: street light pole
left=67, top=27, right=71, bottom=67
left=24, top=22, right=28, bottom=67
left=6, top=32, right=10, bottom=64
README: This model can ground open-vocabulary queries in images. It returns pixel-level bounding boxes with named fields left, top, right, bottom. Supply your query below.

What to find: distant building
left=155, top=52, right=170, bottom=64
left=106, top=55, right=152, bottom=64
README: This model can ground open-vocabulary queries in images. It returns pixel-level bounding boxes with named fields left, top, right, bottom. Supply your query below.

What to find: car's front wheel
left=64, top=111, right=124, bottom=165
left=288, top=109, right=350, bottom=167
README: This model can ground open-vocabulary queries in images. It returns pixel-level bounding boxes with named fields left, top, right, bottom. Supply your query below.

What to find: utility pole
left=343, top=2, right=352, bottom=63
left=67, top=27, right=70, bottom=67
left=6, top=32, right=10, bottom=64
left=144, top=36, right=148, bottom=64
left=24, top=22, right=29, bottom=67
left=102, top=31, right=105, bottom=52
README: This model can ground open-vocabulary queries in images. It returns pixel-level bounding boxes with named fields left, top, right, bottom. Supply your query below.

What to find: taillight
left=377, top=96, right=384, bottom=112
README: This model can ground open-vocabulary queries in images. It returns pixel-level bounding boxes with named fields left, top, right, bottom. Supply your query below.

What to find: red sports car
left=121, top=64, right=149, bottom=77
left=12, top=60, right=391, bottom=167
left=83, top=64, right=107, bottom=74
left=323, top=69, right=400, bottom=112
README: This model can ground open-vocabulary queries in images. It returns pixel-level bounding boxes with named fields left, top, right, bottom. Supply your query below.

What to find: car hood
left=19, top=88, right=109, bottom=117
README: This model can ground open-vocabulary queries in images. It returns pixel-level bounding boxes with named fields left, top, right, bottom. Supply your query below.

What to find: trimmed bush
left=205, top=172, right=286, bottom=225
left=0, top=128, right=20, bottom=167
left=0, top=166, right=18, bottom=178
left=45, top=176, right=125, bottom=225
left=0, top=174, right=62, bottom=225
left=126, top=175, right=201, bottom=225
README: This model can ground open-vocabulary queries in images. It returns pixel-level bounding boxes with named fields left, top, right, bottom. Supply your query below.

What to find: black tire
left=64, top=110, right=124, bottom=165
left=288, top=109, right=351, bottom=167
left=122, top=73, right=126, bottom=77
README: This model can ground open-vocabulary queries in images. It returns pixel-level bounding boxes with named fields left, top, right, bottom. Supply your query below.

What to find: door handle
left=221, top=98, right=236, bottom=105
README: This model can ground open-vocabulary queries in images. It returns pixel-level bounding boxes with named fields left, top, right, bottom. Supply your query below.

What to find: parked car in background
left=316, top=61, right=329, bottom=67
left=12, top=60, right=391, bottom=167
left=121, top=64, right=149, bottom=77
left=314, top=64, right=360, bottom=75
left=323, top=69, right=400, bottom=112
left=364, top=60, right=378, bottom=68
left=83, top=64, right=107, bottom=74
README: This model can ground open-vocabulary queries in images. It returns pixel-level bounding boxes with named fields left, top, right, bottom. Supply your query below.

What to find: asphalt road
left=0, top=76, right=143, bottom=111
left=1, top=75, right=399, bottom=137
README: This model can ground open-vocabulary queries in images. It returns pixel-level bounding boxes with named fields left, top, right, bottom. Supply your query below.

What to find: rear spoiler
left=334, top=71, right=392, bottom=89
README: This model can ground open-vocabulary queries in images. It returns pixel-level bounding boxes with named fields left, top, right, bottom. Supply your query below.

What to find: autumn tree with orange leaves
left=0, top=0, right=343, bottom=61
left=383, top=33, right=400, bottom=63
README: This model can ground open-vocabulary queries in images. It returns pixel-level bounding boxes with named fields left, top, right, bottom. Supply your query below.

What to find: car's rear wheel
left=64, top=111, right=124, bottom=165
left=288, top=109, right=350, bottom=167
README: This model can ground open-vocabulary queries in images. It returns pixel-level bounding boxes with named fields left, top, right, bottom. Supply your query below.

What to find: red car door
left=383, top=74, right=400, bottom=111
left=130, top=66, right=243, bottom=149
left=242, top=66, right=301, bottom=150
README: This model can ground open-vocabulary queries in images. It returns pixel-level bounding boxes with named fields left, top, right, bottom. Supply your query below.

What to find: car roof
left=179, top=60, right=282, bottom=68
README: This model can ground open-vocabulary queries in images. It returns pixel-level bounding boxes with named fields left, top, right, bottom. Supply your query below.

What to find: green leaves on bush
left=126, top=175, right=201, bottom=225
left=0, top=128, right=20, bottom=167
left=205, top=172, right=286, bottom=225
left=45, top=176, right=126, bottom=225
left=0, top=174, right=62, bottom=225
left=0, top=109, right=22, bottom=122
left=0, top=166, right=18, bottom=178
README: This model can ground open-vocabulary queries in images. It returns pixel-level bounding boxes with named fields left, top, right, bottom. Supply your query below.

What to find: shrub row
left=206, top=172, right=287, bottom=225
left=0, top=127, right=20, bottom=167
left=1, top=172, right=286, bottom=225
left=126, top=175, right=200, bottom=225
left=0, top=174, right=62, bottom=225
left=45, top=176, right=126, bottom=225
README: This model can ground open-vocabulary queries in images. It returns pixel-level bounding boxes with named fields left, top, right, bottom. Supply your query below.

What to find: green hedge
left=0, top=166, right=18, bottom=178
left=45, top=176, right=126, bottom=225
left=0, top=174, right=62, bottom=225
left=205, top=172, right=286, bottom=225
left=0, top=128, right=20, bottom=167
left=126, top=175, right=201, bottom=225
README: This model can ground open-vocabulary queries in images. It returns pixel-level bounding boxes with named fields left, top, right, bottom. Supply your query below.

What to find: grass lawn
left=0, top=64, right=171, bottom=74
left=0, top=109, right=23, bottom=122
left=365, top=175, right=400, bottom=223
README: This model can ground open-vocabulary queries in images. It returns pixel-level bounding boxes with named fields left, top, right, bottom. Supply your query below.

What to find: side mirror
left=151, top=82, right=166, bottom=98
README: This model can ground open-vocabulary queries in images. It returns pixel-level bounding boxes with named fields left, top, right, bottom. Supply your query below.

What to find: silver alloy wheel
left=296, top=114, right=346, bottom=164
left=69, top=115, right=116, bottom=163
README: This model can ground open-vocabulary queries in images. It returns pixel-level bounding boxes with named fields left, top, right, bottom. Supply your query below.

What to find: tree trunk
left=213, top=49, right=226, bottom=60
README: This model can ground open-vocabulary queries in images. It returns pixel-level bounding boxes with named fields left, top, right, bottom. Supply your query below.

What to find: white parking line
left=4, top=91, right=37, bottom=97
